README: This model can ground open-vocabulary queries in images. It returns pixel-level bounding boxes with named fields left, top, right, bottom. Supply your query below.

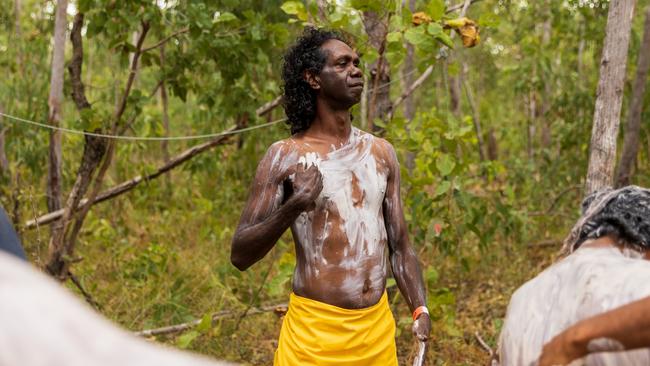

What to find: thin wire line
left=0, top=112, right=286, bottom=141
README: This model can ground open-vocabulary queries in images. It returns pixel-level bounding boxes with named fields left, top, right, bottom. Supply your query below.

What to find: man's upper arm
left=238, top=142, right=287, bottom=228
left=381, top=140, right=409, bottom=251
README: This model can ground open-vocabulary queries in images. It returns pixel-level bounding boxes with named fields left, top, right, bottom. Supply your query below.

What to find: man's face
left=312, top=39, right=363, bottom=109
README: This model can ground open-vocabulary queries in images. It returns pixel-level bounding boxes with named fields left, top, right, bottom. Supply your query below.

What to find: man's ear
left=303, top=70, right=321, bottom=90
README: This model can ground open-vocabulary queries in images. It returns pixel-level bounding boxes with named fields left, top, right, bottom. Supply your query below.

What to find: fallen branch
left=134, top=302, right=288, bottom=337
left=474, top=331, right=494, bottom=357
left=68, top=270, right=102, bottom=310
left=24, top=96, right=282, bottom=230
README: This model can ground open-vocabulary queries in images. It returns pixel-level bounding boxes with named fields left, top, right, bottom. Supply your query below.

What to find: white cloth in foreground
left=499, top=246, right=650, bottom=366
left=0, top=251, right=235, bottom=366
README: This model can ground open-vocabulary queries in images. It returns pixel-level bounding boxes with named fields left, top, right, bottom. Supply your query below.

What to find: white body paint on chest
left=294, top=129, right=387, bottom=253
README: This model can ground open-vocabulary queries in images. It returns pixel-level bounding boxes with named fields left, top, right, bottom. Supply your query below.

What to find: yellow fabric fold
left=273, top=291, right=398, bottom=366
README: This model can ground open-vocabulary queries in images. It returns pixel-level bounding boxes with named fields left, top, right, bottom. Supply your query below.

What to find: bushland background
left=1, top=0, right=649, bottom=364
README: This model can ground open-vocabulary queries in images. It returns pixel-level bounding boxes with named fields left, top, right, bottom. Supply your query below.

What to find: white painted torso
left=498, top=247, right=650, bottom=366
left=276, top=127, right=390, bottom=300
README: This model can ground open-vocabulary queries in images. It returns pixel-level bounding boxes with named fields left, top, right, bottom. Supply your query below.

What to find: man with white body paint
left=498, top=186, right=650, bottom=366
left=231, top=28, right=431, bottom=365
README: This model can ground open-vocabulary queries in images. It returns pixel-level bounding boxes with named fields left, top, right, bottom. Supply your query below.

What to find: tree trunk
left=487, top=128, right=499, bottom=161
left=47, top=12, right=107, bottom=279
left=462, top=64, right=485, bottom=162
left=616, top=6, right=650, bottom=187
left=402, top=0, right=417, bottom=120
left=527, top=90, right=536, bottom=160
left=0, top=104, right=9, bottom=176
left=363, top=11, right=391, bottom=132
left=14, top=0, right=21, bottom=37
left=315, top=0, right=328, bottom=22
left=159, top=46, right=171, bottom=166
left=585, top=0, right=636, bottom=195
left=448, top=61, right=462, bottom=118
left=540, top=2, right=553, bottom=148
left=47, top=0, right=68, bottom=214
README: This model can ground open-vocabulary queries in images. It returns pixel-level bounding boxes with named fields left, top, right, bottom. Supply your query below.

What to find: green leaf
left=435, top=32, right=454, bottom=49
left=427, top=23, right=442, bottom=36
left=350, top=0, right=382, bottom=11
left=214, top=12, right=238, bottom=23
left=404, top=27, right=428, bottom=45
left=436, top=154, right=456, bottom=176
left=386, top=31, right=402, bottom=43
left=425, top=265, right=439, bottom=285
left=281, top=1, right=305, bottom=15
left=434, top=180, right=451, bottom=196
left=196, top=313, right=212, bottom=333
left=427, top=0, right=445, bottom=21
left=479, top=12, right=501, bottom=27
left=177, top=330, right=199, bottom=349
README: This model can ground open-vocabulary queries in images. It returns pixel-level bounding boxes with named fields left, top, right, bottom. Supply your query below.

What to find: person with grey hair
left=498, top=185, right=650, bottom=366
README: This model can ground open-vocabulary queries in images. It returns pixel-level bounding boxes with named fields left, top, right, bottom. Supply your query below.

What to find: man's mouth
left=349, top=82, right=364, bottom=89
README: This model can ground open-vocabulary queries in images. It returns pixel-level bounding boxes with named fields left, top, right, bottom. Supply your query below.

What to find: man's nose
left=350, top=64, right=362, bottom=78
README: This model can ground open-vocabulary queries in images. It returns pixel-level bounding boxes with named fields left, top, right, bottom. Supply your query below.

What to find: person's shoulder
left=264, top=138, right=296, bottom=157
left=354, top=127, right=396, bottom=154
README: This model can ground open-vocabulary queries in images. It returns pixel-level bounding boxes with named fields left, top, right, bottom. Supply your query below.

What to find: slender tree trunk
left=363, top=11, right=391, bottom=132
left=315, top=0, right=328, bottom=22
left=616, top=6, right=650, bottom=187
left=47, top=0, right=68, bottom=215
left=585, top=0, right=636, bottom=195
left=487, top=128, right=499, bottom=161
left=0, top=105, right=9, bottom=176
left=462, top=65, right=485, bottom=162
left=448, top=59, right=462, bottom=118
left=159, top=46, right=171, bottom=166
left=402, top=0, right=417, bottom=120
left=540, top=2, right=553, bottom=148
left=47, top=12, right=108, bottom=279
left=14, top=0, right=21, bottom=37
left=527, top=90, right=536, bottom=160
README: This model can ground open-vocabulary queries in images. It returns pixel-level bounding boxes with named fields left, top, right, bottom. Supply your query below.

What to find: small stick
left=474, top=331, right=494, bottom=357
left=412, top=341, right=427, bottom=366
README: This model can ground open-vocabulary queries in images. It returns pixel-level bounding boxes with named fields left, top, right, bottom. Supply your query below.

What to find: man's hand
left=290, top=163, right=323, bottom=211
left=538, top=328, right=587, bottom=366
left=412, top=313, right=432, bottom=342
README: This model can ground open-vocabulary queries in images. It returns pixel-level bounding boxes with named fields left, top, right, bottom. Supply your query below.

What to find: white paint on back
left=498, top=247, right=650, bottom=365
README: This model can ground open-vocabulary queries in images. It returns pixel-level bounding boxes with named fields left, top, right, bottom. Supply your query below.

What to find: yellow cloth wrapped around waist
left=274, top=291, right=398, bottom=366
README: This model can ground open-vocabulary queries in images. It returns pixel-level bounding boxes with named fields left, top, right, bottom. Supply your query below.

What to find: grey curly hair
left=563, top=185, right=650, bottom=254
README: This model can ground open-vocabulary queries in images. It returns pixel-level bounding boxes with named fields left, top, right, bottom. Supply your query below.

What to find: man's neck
left=306, top=100, right=352, bottom=143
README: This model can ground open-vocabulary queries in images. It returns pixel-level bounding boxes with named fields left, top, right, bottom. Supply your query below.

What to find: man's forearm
left=571, top=296, right=650, bottom=353
left=391, top=246, right=427, bottom=312
left=231, top=197, right=305, bottom=270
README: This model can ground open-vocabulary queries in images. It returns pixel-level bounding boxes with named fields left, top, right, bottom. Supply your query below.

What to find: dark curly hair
left=282, top=27, right=348, bottom=135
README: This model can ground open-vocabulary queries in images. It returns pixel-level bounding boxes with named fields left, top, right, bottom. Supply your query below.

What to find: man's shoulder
left=354, top=127, right=394, bottom=151
left=264, top=138, right=297, bottom=157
